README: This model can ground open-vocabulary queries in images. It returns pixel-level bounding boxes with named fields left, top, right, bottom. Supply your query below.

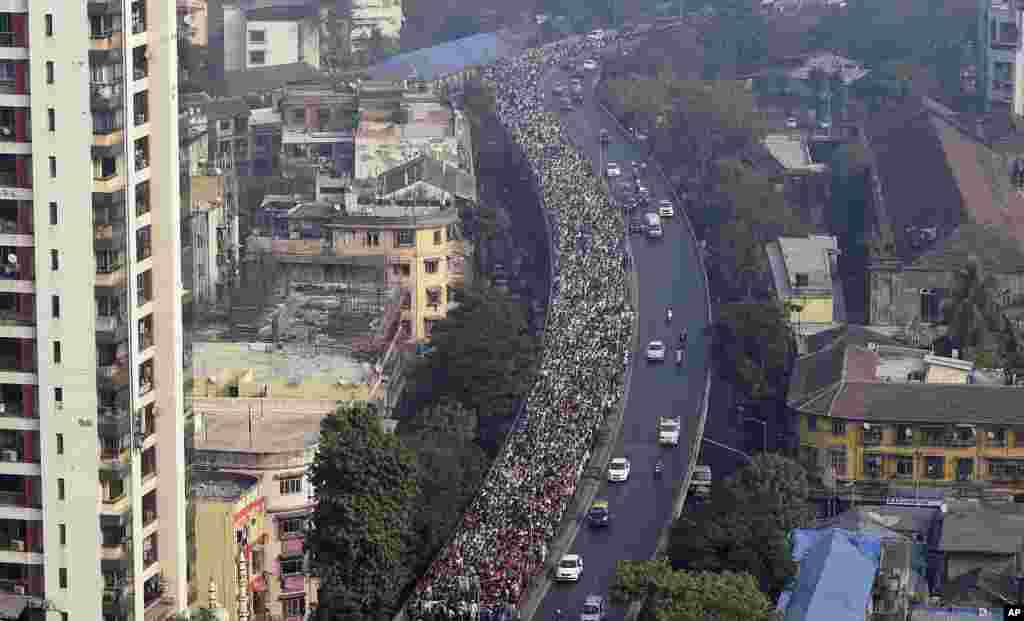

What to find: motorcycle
left=675, top=349, right=683, bottom=365
left=666, top=308, right=673, bottom=322
left=654, top=461, right=664, bottom=478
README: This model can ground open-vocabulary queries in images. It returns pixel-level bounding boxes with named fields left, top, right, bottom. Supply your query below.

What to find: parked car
left=556, top=554, right=584, bottom=581
left=587, top=500, right=610, bottom=527
left=580, top=595, right=607, bottom=621
left=646, top=340, right=666, bottom=361
left=606, top=162, right=622, bottom=177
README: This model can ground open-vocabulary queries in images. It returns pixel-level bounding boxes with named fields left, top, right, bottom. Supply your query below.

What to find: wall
left=246, top=19, right=319, bottom=70
left=788, top=294, right=834, bottom=324
left=224, top=4, right=246, bottom=73
left=870, top=266, right=1024, bottom=326
left=923, top=365, right=969, bottom=384
left=946, top=552, right=1012, bottom=581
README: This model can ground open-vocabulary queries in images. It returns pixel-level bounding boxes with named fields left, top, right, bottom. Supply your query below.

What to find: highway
left=531, top=39, right=712, bottom=621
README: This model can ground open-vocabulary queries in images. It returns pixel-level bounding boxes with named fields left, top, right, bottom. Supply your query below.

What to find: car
left=658, top=200, right=675, bottom=217
left=583, top=59, right=599, bottom=71
left=555, top=554, right=583, bottom=581
left=606, top=162, right=621, bottom=177
left=629, top=216, right=645, bottom=234
left=587, top=28, right=605, bottom=41
left=599, top=128, right=610, bottom=144
left=608, top=457, right=631, bottom=482
left=587, top=500, right=610, bottom=527
left=690, top=465, right=712, bottom=497
left=786, top=116, right=798, bottom=129
left=646, top=340, right=666, bottom=361
left=560, top=97, right=574, bottom=111
left=658, top=416, right=681, bottom=446
left=580, top=595, right=607, bottom=621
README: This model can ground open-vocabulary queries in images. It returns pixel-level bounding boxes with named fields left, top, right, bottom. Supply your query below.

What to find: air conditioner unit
left=0, top=449, right=18, bottom=462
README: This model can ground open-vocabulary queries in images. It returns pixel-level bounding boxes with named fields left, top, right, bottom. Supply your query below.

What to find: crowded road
left=533, top=40, right=712, bottom=621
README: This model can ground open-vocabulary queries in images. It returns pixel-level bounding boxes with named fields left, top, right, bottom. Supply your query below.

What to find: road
left=531, top=42, right=712, bottom=620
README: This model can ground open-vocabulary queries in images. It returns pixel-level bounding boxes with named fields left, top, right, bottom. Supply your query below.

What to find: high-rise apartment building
left=0, top=3, right=187, bottom=621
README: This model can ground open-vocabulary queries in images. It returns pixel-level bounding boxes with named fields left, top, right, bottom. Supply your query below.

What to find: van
left=644, top=213, right=662, bottom=238
left=690, top=465, right=712, bottom=497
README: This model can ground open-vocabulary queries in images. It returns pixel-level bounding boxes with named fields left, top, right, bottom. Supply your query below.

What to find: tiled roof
left=939, top=503, right=1024, bottom=554
left=910, top=223, right=1024, bottom=272
left=868, top=96, right=1024, bottom=267
left=828, top=382, right=1024, bottom=425
left=377, top=154, right=476, bottom=202
left=366, top=30, right=533, bottom=82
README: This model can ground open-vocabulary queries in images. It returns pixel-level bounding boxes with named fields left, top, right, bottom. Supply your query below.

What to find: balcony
left=103, top=584, right=132, bottom=613
left=98, top=407, right=129, bottom=433
left=90, top=81, right=124, bottom=110
left=90, top=29, right=123, bottom=51
left=101, top=542, right=129, bottom=561
left=0, top=491, right=38, bottom=510
left=97, top=362, right=128, bottom=389
left=96, top=316, right=128, bottom=343
left=135, top=152, right=148, bottom=172
left=95, top=221, right=126, bottom=247
left=131, top=11, right=146, bottom=35
left=96, top=263, right=126, bottom=288
left=136, top=240, right=151, bottom=262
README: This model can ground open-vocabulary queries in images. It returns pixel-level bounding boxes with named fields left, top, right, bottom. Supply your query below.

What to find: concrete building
left=788, top=330, right=1024, bottom=490
left=248, top=177, right=471, bottom=341
left=350, top=0, right=403, bottom=58
left=758, top=134, right=831, bottom=230
left=192, top=410, right=323, bottom=621
left=248, top=107, right=281, bottom=177
left=186, top=177, right=237, bottom=309
left=0, top=2, right=192, bottom=621
left=192, top=471, right=265, bottom=621
left=766, top=235, right=843, bottom=351
left=980, top=0, right=1024, bottom=115
left=206, top=98, right=251, bottom=174
left=223, top=1, right=321, bottom=73
left=177, top=0, right=210, bottom=47
left=278, top=82, right=357, bottom=180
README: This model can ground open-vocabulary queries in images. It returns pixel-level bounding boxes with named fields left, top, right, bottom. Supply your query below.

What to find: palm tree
left=943, top=257, right=998, bottom=353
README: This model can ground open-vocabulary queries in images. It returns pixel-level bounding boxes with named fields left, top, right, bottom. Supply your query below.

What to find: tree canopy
left=667, top=454, right=812, bottom=599
left=307, top=403, right=419, bottom=620
left=708, top=302, right=791, bottom=400
left=698, top=0, right=769, bottom=78
left=409, top=283, right=539, bottom=417
left=611, top=559, right=776, bottom=621
left=943, top=257, right=999, bottom=354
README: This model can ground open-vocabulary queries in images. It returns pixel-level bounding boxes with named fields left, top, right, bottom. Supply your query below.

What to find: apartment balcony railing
left=134, top=153, right=148, bottom=172
left=131, top=17, right=146, bottom=35
left=136, top=242, right=151, bottom=262
left=0, top=33, right=15, bottom=47
left=135, top=111, right=148, bottom=126
left=0, top=538, right=38, bottom=554
left=0, top=491, right=38, bottom=509
left=98, top=407, right=129, bottom=427
left=0, top=355, right=33, bottom=373
left=139, top=331, right=154, bottom=350
left=0, top=311, right=31, bottom=327
left=134, top=64, right=148, bottom=81
left=949, top=437, right=977, bottom=448
left=0, top=172, right=16, bottom=188
left=143, top=509, right=157, bottom=527
left=139, top=380, right=153, bottom=397
left=136, top=197, right=150, bottom=216
left=137, top=289, right=151, bottom=306
left=989, top=438, right=1009, bottom=448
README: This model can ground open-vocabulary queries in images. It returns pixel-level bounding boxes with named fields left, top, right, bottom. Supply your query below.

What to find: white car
left=606, top=162, right=621, bottom=177
left=555, top=554, right=583, bottom=581
left=587, top=29, right=605, bottom=41
left=658, top=416, right=681, bottom=446
left=583, top=59, right=598, bottom=71
left=646, top=340, right=666, bottom=361
left=786, top=116, right=798, bottom=129
left=658, top=200, right=674, bottom=217
left=608, top=457, right=631, bottom=482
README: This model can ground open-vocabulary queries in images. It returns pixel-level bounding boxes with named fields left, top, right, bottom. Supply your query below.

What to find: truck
left=689, top=465, right=712, bottom=497
left=658, top=416, right=680, bottom=446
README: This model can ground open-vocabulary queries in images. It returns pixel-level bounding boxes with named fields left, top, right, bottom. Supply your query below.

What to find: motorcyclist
left=680, top=329, right=688, bottom=347
left=666, top=307, right=673, bottom=322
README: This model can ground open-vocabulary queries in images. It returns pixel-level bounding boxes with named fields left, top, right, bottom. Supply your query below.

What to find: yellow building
left=766, top=235, right=842, bottom=332
left=789, top=330, right=1024, bottom=490
left=192, top=471, right=266, bottom=621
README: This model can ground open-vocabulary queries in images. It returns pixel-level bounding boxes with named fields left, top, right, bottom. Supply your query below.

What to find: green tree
left=708, top=302, right=791, bottom=400
left=719, top=453, right=815, bottom=533
left=409, top=284, right=539, bottom=418
left=398, top=399, right=490, bottom=566
left=943, top=257, right=998, bottom=353
left=610, top=559, right=776, bottom=621
left=307, top=403, right=419, bottom=620
left=699, top=0, right=768, bottom=78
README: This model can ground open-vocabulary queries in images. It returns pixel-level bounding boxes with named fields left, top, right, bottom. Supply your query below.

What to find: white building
left=223, top=2, right=321, bottom=72
left=350, top=0, right=403, bottom=54
left=987, top=0, right=1024, bottom=115
left=2, top=2, right=188, bottom=621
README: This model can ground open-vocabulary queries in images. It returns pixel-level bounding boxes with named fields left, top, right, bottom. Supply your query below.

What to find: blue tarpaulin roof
left=366, top=32, right=529, bottom=82
left=779, top=529, right=881, bottom=621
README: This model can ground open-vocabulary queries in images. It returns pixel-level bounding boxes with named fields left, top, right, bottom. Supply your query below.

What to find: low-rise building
left=186, top=176, right=237, bottom=309
left=789, top=330, right=1024, bottom=489
left=207, top=98, right=252, bottom=173
left=224, top=1, right=322, bottom=72
left=766, top=234, right=843, bottom=351
left=193, top=409, right=323, bottom=621
left=192, top=471, right=266, bottom=621
left=249, top=107, right=282, bottom=176
left=759, top=134, right=831, bottom=228
left=279, top=82, right=357, bottom=179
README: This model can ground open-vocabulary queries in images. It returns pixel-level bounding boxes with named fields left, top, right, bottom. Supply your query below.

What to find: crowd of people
left=409, top=32, right=635, bottom=621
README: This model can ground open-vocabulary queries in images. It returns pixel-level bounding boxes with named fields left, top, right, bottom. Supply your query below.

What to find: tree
left=698, top=0, right=768, bottom=78
left=409, top=284, right=539, bottom=418
left=610, top=559, right=776, bottom=621
left=708, top=302, right=791, bottom=400
left=943, top=257, right=998, bottom=353
left=719, top=453, right=815, bottom=533
left=667, top=455, right=813, bottom=599
left=307, top=403, right=419, bottom=620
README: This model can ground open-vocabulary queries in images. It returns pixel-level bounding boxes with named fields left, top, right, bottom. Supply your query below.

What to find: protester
left=410, top=32, right=634, bottom=619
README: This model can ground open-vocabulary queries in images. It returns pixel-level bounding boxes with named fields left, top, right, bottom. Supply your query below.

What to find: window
left=54, top=387, right=62, bottom=405
left=57, top=478, right=65, bottom=500
left=434, top=229, right=443, bottom=245
left=426, top=287, right=442, bottom=308
left=925, top=456, right=945, bottom=479
left=49, top=202, right=57, bottom=226
left=424, top=259, right=439, bottom=274
left=53, top=341, right=61, bottom=364
left=45, top=14, right=54, bottom=37
left=280, top=476, right=302, bottom=495
left=51, top=295, right=59, bottom=318
left=807, top=415, right=817, bottom=432
left=45, top=62, right=54, bottom=84
left=829, top=448, right=846, bottom=476
left=249, top=51, right=266, bottom=66
left=60, top=613, right=67, bottom=621
left=280, top=558, right=304, bottom=575
left=394, top=230, right=414, bottom=247
left=47, top=108, right=55, bottom=132
left=48, top=156, right=56, bottom=178
left=831, top=420, right=846, bottom=436
left=364, top=231, right=380, bottom=247
left=56, top=433, right=63, bottom=455
left=292, top=109, right=306, bottom=123
left=894, top=457, right=913, bottom=477
left=249, top=30, right=266, bottom=43
left=50, top=250, right=58, bottom=271
left=58, top=568, right=67, bottom=589
left=58, top=524, right=65, bottom=545
left=280, top=517, right=305, bottom=536
left=284, top=597, right=305, bottom=618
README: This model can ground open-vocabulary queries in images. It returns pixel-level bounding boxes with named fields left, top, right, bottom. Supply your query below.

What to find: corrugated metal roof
left=366, top=31, right=529, bottom=82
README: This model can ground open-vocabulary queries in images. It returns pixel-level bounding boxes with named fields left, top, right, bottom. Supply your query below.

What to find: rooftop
left=250, top=107, right=281, bottom=126
left=194, top=406, right=322, bottom=453
left=206, top=97, right=250, bottom=120
left=191, top=176, right=224, bottom=210
left=193, top=340, right=369, bottom=388
left=220, top=62, right=324, bottom=98
left=774, top=235, right=839, bottom=293
left=191, top=470, right=260, bottom=500
left=763, top=134, right=828, bottom=173
left=366, top=30, right=534, bottom=82
left=377, top=154, right=477, bottom=202
left=785, top=51, right=870, bottom=84
left=939, top=502, right=1024, bottom=554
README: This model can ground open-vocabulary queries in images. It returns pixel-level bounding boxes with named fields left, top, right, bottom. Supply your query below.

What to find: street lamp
left=744, top=416, right=767, bottom=453
left=702, top=437, right=753, bottom=463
